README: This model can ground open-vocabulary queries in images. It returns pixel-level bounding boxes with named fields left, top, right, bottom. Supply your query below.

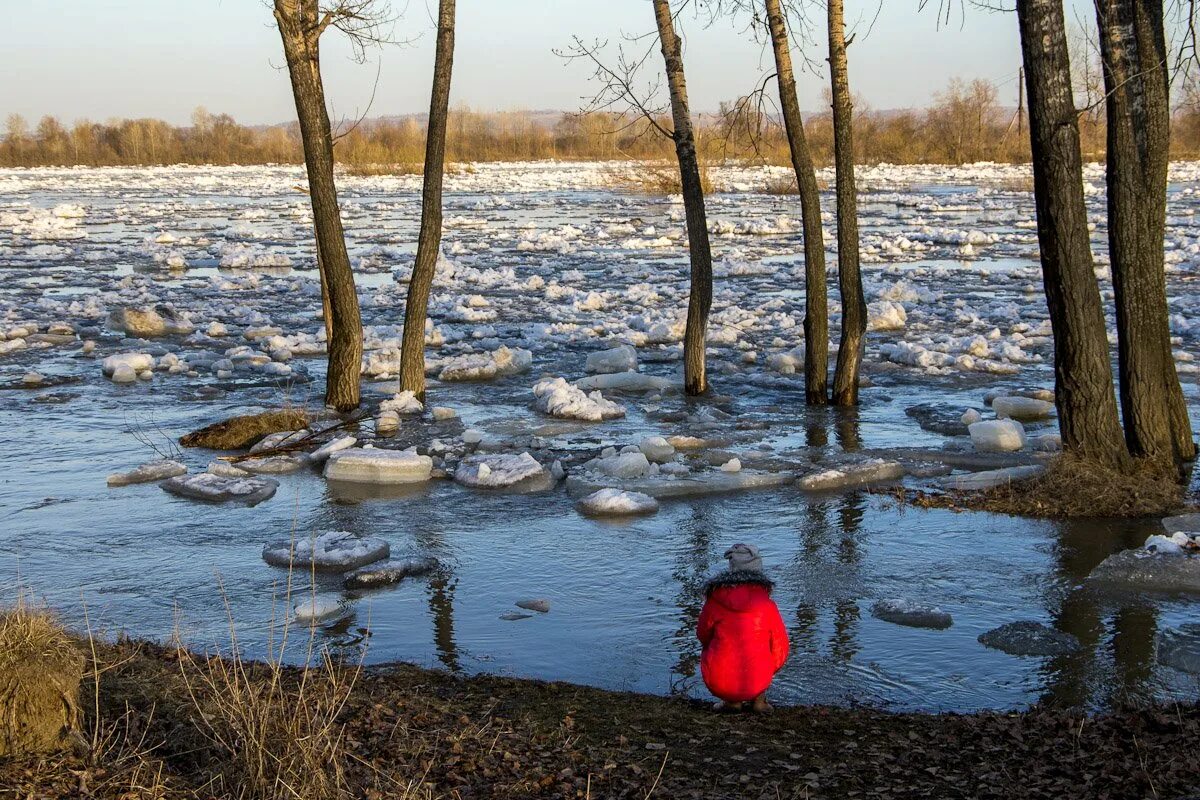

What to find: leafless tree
left=560, top=2, right=713, bottom=396
left=825, top=0, right=866, bottom=406
left=1015, top=0, right=1129, bottom=467
left=1094, top=0, right=1196, bottom=464
left=271, top=0, right=391, bottom=411
left=399, top=0, right=455, bottom=401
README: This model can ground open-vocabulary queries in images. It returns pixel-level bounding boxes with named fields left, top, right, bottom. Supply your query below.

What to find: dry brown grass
left=605, top=161, right=716, bottom=195
left=342, top=162, right=423, bottom=177
left=890, top=454, right=1192, bottom=519
left=0, top=599, right=85, bottom=758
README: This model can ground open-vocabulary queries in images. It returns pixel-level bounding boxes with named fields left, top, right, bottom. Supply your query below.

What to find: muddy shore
left=3, top=640, right=1197, bottom=799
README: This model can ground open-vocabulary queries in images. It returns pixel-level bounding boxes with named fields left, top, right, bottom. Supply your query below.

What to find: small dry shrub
left=0, top=600, right=85, bottom=757
left=762, top=174, right=798, bottom=195
left=605, top=161, right=716, bottom=195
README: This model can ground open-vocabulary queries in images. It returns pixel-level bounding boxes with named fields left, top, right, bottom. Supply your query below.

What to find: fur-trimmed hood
left=704, top=568, right=774, bottom=597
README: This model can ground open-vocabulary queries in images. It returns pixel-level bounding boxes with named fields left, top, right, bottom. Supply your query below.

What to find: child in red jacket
left=697, top=543, right=789, bottom=712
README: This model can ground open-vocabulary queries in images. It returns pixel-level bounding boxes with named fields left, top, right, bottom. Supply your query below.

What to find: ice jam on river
left=1, top=160, right=1198, bottom=711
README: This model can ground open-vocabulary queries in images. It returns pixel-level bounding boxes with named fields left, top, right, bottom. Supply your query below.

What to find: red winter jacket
left=697, top=571, right=789, bottom=703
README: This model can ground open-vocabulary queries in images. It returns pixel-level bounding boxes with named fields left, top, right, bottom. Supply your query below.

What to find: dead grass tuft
left=176, top=647, right=358, bottom=800
left=0, top=600, right=85, bottom=758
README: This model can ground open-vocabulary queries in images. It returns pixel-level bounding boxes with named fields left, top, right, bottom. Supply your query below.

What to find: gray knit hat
left=724, top=543, right=763, bottom=573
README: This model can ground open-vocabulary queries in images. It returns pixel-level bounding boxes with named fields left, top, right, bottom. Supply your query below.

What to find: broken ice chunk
left=584, top=344, right=637, bottom=374
left=161, top=473, right=278, bottom=505
left=454, top=453, right=550, bottom=489
left=577, top=488, right=660, bottom=516
left=991, top=396, right=1055, bottom=421
left=968, top=419, right=1026, bottom=453
left=532, top=377, right=625, bottom=421
left=324, top=448, right=433, bottom=484
left=107, top=459, right=188, bottom=487
left=262, top=531, right=389, bottom=572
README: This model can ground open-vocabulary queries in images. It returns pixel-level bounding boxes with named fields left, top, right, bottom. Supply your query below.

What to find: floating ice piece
left=590, top=451, right=652, bottom=479
left=1157, top=624, right=1200, bottom=674
left=968, top=419, right=1026, bottom=453
left=102, top=353, right=155, bottom=377
left=516, top=598, right=551, bottom=613
left=324, top=448, right=432, bottom=484
left=585, top=345, right=637, bottom=374
left=798, top=459, right=904, bottom=491
left=639, top=436, right=675, bottom=463
left=438, top=346, right=532, bottom=381
left=978, top=621, right=1081, bottom=657
left=866, top=301, right=907, bottom=332
left=294, top=595, right=351, bottom=624
left=161, top=473, right=278, bottom=505
left=574, top=371, right=673, bottom=393
left=107, top=459, right=188, bottom=487
left=237, top=454, right=307, bottom=474
left=1162, top=513, right=1200, bottom=533
left=206, top=461, right=250, bottom=478
left=720, top=458, right=742, bottom=473
left=454, top=452, right=549, bottom=489
left=262, top=531, right=389, bottom=572
left=937, top=465, right=1045, bottom=491
left=870, top=599, right=952, bottom=630
left=1088, top=549, right=1200, bottom=594
left=462, top=429, right=483, bottom=444
left=961, top=409, right=983, bottom=426
left=432, top=406, right=457, bottom=421
left=532, top=377, right=625, bottom=421
left=108, top=305, right=193, bottom=338
left=376, top=410, right=400, bottom=434
left=577, top=488, right=660, bottom=516
left=308, top=435, right=357, bottom=463
left=380, top=391, right=424, bottom=415
left=343, top=557, right=439, bottom=590
left=991, top=396, right=1055, bottom=421
left=1144, top=534, right=1187, bottom=555
left=566, top=469, right=791, bottom=500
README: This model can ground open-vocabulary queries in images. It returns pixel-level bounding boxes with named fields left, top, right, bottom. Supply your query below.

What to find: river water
left=1, top=161, right=1198, bottom=712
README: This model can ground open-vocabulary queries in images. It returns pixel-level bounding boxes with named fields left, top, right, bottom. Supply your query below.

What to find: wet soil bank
left=2, top=640, right=1197, bottom=800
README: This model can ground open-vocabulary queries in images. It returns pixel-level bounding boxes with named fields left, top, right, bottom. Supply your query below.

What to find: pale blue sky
left=1, top=1, right=1075, bottom=126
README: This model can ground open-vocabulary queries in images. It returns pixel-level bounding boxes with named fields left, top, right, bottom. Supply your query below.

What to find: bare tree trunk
left=653, top=0, right=713, bottom=396
left=1016, top=0, right=1129, bottom=466
left=400, top=0, right=455, bottom=401
left=273, top=0, right=362, bottom=411
left=765, top=0, right=828, bottom=405
left=1095, top=0, right=1196, bottom=463
left=826, top=0, right=865, bottom=406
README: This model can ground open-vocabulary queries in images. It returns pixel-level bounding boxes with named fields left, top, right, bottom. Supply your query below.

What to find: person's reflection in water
left=670, top=503, right=719, bottom=688
left=1041, top=518, right=1160, bottom=707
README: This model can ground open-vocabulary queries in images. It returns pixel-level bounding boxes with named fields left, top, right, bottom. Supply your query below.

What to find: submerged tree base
left=888, top=454, right=1193, bottom=519
left=2, top=638, right=1198, bottom=799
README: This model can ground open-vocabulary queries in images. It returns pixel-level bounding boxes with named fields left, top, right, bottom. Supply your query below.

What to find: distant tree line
left=7, top=77, right=1200, bottom=169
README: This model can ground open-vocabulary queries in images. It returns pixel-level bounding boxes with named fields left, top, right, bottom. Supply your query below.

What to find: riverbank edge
left=2, top=636, right=1197, bottom=799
